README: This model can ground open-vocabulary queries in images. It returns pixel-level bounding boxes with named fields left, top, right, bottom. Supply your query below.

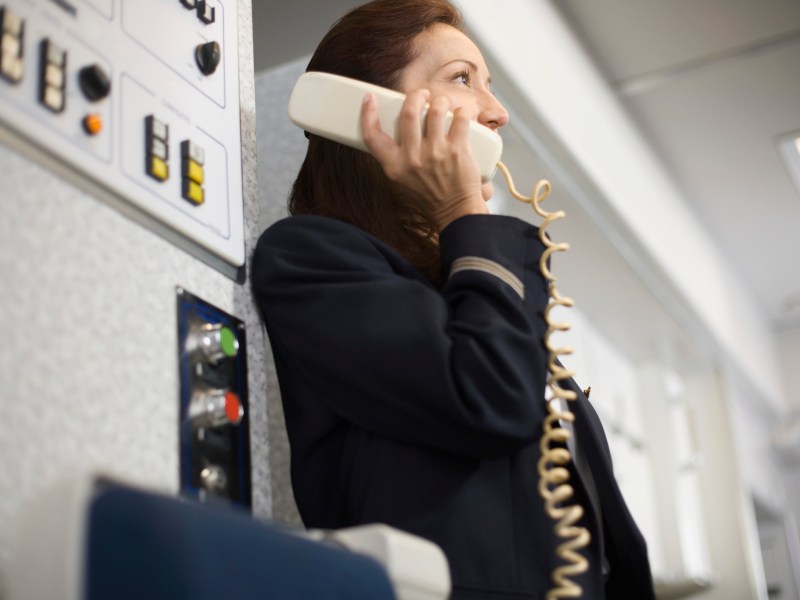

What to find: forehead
left=410, top=23, right=488, bottom=72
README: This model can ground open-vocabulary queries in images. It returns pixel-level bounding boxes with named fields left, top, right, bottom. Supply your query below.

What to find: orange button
left=83, top=113, right=102, bottom=135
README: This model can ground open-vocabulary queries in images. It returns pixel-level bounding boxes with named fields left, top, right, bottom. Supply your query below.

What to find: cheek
left=427, top=86, right=475, bottom=114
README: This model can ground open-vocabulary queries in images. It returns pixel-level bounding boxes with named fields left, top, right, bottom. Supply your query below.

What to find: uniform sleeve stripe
left=449, top=256, right=525, bottom=299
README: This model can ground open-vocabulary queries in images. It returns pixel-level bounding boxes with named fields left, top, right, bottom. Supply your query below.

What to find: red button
left=224, top=391, right=242, bottom=424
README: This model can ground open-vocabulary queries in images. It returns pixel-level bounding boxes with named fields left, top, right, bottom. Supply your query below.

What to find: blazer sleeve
left=252, top=213, right=552, bottom=459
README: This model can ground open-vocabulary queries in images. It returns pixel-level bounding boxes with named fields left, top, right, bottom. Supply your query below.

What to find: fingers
left=360, top=92, right=396, bottom=164
left=361, top=89, right=432, bottom=173
left=447, top=104, right=478, bottom=147
left=423, top=96, right=449, bottom=142
left=359, top=88, right=487, bottom=230
left=361, top=90, right=475, bottom=164
left=397, top=89, right=430, bottom=152
left=481, top=181, right=494, bottom=201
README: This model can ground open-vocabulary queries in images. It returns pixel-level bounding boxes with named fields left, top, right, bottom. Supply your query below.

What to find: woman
left=252, top=1, right=655, bottom=598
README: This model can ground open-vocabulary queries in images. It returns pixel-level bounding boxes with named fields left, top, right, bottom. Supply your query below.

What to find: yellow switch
left=148, top=156, right=169, bottom=181
left=182, top=158, right=204, bottom=185
left=182, top=178, right=204, bottom=205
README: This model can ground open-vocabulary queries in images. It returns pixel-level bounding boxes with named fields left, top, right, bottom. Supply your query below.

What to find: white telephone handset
left=288, top=71, right=503, bottom=183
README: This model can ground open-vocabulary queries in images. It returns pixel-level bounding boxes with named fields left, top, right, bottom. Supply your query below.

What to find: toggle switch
left=182, top=178, right=204, bottom=205
left=181, top=139, right=206, bottom=206
left=0, top=7, right=25, bottom=84
left=195, top=41, right=220, bottom=75
left=0, top=7, right=23, bottom=37
left=145, top=115, right=169, bottom=182
left=39, top=39, right=67, bottom=113
left=196, top=1, right=215, bottom=24
left=189, top=389, right=243, bottom=429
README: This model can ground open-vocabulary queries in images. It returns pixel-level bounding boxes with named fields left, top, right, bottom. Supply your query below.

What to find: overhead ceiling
left=253, top=0, right=800, bottom=334
left=551, top=0, right=800, bottom=333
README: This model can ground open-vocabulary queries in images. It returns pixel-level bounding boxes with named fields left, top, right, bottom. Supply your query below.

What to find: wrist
left=433, top=196, right=489, bottom=231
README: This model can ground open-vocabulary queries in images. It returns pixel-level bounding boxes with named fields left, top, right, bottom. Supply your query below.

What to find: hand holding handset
left=288, top=71, right=503, bottom=183
left=288, top=71, right=591, bottom=598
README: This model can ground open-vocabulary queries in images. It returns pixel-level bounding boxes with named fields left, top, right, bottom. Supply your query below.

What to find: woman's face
left=399, top=23, right=509, bottom=132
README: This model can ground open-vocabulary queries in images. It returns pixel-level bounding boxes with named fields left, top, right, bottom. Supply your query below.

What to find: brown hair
left=288, top=0, right=464, bottom=285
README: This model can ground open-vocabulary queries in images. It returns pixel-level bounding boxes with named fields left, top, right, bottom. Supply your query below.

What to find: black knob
left=195, top=41, right=221, bottom=76
left=78, top=64, right=111, bottom=101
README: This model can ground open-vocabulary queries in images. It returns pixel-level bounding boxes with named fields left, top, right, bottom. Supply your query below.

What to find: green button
left=219, top=326, right=239, bottom=358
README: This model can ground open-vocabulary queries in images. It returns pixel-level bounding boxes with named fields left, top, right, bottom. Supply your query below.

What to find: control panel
left=177, top=287, right=250, bottom=507
left=0, top=0, right=244, bottom=276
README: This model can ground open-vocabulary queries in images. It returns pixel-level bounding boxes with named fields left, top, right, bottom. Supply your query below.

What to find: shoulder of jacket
left=258, top=215, right=377, bottom=247
left=253, top=215, right=405, bottom=281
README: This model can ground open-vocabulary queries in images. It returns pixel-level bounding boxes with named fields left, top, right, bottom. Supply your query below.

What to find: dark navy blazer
left=252, top=213, right=655, bottom=599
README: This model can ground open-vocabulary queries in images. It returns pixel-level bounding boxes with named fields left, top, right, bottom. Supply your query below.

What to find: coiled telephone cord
left=497, top=162, right=591, bottom=599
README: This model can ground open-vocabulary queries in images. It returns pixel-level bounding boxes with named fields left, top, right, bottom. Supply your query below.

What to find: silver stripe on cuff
left=449, top=256, right=525, bottom=299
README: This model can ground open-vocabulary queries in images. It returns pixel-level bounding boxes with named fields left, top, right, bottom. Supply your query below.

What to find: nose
left=477, top=91, right=509, bottom=131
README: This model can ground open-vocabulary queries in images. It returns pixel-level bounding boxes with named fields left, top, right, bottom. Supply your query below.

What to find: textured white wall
left=254, top=58, right=308, bottom=527
left=0, top=1, right=268, bottom=595
left=778, top=328, right=800, bottom=412
left=555, top=307, right=667, bottom=575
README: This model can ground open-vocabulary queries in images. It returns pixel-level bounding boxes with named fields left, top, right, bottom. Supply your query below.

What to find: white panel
left=0, top=0, right=244, bottom=271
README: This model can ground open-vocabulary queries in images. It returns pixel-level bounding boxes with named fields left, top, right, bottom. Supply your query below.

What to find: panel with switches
left=177, top=287, right=250, bottom=507
left=0, top=0, right=244, bottom=278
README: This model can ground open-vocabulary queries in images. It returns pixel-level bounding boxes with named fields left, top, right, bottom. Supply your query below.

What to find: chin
left=481, top=182, right=494, bottom=201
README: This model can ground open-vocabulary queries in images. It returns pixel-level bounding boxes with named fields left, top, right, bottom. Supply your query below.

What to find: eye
left=452, top=69, right=472, bottom=87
